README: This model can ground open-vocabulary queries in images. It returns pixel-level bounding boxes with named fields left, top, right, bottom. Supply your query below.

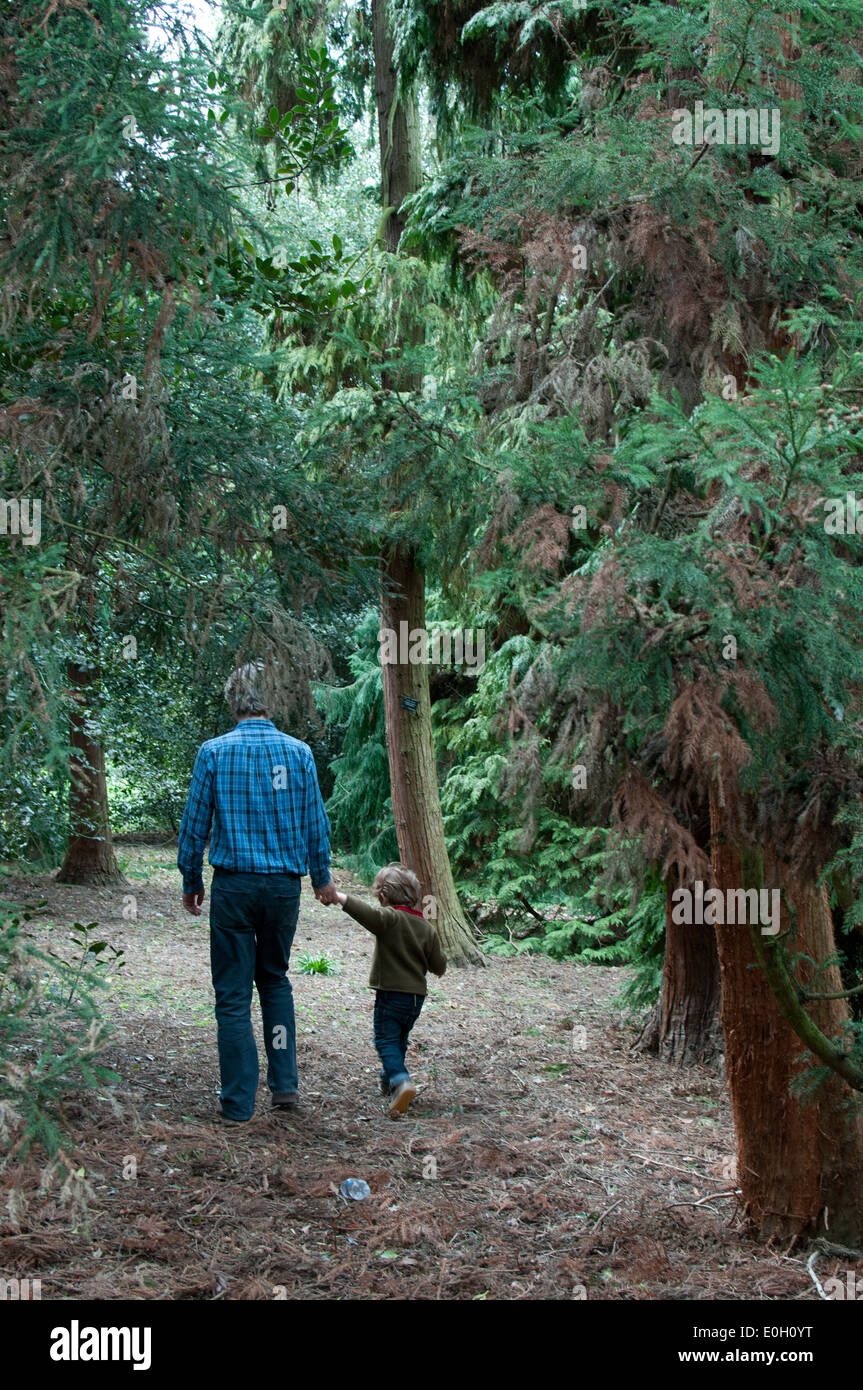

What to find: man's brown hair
left=372, top=863, right=421, bottom=907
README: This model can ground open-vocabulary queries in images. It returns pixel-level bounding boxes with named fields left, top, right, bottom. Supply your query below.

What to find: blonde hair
left=373, top=863, right=421, bottom=907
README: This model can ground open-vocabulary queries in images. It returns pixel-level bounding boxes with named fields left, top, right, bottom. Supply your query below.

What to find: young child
left=332, top=864, right=446, bottom=1116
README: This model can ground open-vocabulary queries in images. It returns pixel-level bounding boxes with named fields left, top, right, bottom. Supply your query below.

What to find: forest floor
left=0, top=843, right=840, bottom=1301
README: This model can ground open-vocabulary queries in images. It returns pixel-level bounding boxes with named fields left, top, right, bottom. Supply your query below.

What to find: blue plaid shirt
left=177, top=718, right=331, bottom=894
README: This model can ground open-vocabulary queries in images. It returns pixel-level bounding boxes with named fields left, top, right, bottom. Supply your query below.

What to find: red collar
left=392, top=904, right=425, bottom=917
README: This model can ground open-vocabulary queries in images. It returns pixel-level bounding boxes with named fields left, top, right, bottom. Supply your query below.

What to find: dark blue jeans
left=209, top=868, right=301, bottom=1120
left=374, top=990, right=424, bottom=1090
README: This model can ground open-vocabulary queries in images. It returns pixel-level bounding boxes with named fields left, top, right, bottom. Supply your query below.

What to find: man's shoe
left=388, top=1080, right=417, bottom=1116
left=218, top=1111, right=251, bottom=1124
left=272, top=1092, right=299, bottom=1111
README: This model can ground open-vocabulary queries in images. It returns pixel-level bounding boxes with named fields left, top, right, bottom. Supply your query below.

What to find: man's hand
left=182, top=889, right=205, bottom=916
left=314, top=879, right=340, bottom=906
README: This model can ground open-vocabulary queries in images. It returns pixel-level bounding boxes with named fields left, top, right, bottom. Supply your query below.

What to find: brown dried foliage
left=502, top=503, right=572, bottom=575
left=613, top=769, right=710, bottom=887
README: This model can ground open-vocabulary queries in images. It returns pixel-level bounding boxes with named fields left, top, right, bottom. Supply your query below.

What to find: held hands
left=183, top=882, right=339, bottom=913
left=314, top=878, right=340, bottom=906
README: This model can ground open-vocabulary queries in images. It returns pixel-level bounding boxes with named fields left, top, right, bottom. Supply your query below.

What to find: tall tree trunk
left=710, top=795, right=863, bottom=1244
left=57, top=575, right=125, bottom=886
left=372, top=0, right=481, bottom=964
left=638, top=872, right=723, bottom=1065
left=372, top=0, right=421, bottom=257
left=381, top=545, right=482, bottom=964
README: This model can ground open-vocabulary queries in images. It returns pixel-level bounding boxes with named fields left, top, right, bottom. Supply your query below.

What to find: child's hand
left=336, top=891, right=347, bottom=906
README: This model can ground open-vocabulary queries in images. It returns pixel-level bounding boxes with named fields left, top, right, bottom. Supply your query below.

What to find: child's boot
left=388, top=1079, right=417, bottom=1116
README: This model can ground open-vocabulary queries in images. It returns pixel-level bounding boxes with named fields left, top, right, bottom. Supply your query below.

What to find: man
left=177, top=662, right=338, bottom=1123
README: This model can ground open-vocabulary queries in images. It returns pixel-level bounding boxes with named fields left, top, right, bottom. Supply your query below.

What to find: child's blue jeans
left=374, top=989, right=424, bottom=1089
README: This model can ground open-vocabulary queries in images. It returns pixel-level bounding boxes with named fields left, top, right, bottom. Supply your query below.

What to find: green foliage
left=433, top=633, right=665, bottom=980
left=0, top=906, right=118, bottom=1164
left=316, top=609, right=399, bottom=878
left=250, top=45, right=355, bottom=189
left=0, top=0, right=375, bottom=866
left=0, top=543, right=76, bottom=863
left=65, top=922, right=125, bottom=1005
left=217, top=0, right=365, bottom=165
left=391, top=0, right=863, bottom=1049
left=469, top=818, right=665, bottom=983
left=318, top=610, right=666, bottom=986
left=296, top=950, right=339, bottom=975
left=613, top=877, right=667, bottom=1013
left=390, top=0, right=579, bottom=137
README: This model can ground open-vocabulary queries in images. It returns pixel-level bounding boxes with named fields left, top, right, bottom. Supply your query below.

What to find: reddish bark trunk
left=639, top=874, right=723, bottom=1066
left=710, top=799, right=863, bottom=1244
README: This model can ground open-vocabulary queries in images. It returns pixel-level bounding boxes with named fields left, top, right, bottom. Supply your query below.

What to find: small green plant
left=63, top=922, right=126, bottom=1005
left=296, top=951, right=339, bottom=976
